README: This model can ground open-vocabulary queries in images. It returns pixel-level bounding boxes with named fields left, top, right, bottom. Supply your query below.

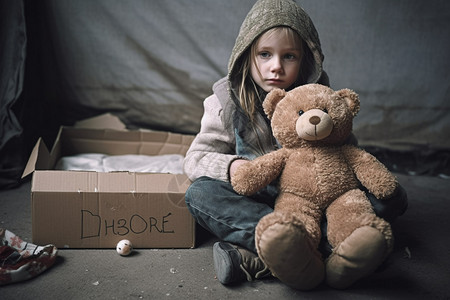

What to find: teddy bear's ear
left=337, top=88, right=360, bottom=117
left=263, top=88, right=286, bottom=119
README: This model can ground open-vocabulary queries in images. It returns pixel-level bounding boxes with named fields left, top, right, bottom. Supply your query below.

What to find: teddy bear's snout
left=309, top=116, right=321, bottom=125
left=296, top=109, right=333, bottom=141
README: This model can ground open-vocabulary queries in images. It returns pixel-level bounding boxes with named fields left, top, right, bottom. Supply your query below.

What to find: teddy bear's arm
left=231, top=149, right=287, bottom=196
left=343, top=145, right=398, bottom=199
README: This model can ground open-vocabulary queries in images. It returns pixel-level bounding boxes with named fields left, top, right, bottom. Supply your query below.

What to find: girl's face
left=251, top=28, right=303, bottom=92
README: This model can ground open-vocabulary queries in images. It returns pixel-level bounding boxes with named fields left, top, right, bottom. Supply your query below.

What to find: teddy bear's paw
left=256, top=212, right=324, bottom=290
left=230, top=172, right=256, bottom=195
left=325, top=226, right=388, bottom=289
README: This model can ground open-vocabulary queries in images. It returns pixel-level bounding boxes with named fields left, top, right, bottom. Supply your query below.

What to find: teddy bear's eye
left=323, top=108, right=328, bottom=114
left=298, top=110, right=304, bottom=116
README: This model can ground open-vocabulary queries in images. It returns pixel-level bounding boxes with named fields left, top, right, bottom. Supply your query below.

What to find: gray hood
left=228, top=0, right=326, bottom=89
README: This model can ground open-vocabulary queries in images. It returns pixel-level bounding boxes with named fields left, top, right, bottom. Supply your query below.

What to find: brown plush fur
left=231, top=84, right=398, bottom=290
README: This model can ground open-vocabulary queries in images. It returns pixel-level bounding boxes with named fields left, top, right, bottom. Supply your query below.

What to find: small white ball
left=116, top=239, right=133, bottom=256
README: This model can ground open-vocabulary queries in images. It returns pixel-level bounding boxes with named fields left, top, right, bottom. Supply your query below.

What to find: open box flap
left=22, top=138, right=50, bottom=178
left=22, top=113, right=194, bottom=178
left=22, top=114, right=125, bottom=178
left=74, top=113, right=126, bottom=130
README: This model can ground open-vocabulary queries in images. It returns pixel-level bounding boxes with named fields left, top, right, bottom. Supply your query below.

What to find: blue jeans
left=185, top=176, right=408, bottom=255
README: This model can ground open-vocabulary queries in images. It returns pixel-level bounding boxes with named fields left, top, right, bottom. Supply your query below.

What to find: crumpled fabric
left=0, top=229, right=58, bottom=286
left=55, top=153, right=185, bottom=174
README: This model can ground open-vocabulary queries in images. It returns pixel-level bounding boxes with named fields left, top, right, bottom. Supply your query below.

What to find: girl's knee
left=185, top=176, right=233, bottom=206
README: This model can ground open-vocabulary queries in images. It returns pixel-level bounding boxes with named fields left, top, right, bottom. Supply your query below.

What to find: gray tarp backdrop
left=1, top=0, right=449, bottom=188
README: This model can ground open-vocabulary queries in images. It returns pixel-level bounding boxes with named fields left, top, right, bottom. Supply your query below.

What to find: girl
left=183, top=0, right=407, bottom=288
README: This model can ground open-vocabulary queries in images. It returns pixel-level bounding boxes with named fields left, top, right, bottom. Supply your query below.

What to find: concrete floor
left=1, top=173, right=450, bottom=299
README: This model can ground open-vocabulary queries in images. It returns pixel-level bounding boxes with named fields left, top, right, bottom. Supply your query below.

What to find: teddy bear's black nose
left=309, top=116, right=321, bottom=125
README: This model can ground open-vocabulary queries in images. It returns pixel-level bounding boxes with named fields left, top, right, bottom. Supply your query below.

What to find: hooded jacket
left=184, top=0, right=329, bottom=182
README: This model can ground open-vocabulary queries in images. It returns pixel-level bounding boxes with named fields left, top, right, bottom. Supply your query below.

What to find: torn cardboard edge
left=22, top=113, right=197, bottom=249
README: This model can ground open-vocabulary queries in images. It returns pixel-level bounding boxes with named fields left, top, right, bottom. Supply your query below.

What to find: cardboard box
left=23, top=114, right=196, bottom=249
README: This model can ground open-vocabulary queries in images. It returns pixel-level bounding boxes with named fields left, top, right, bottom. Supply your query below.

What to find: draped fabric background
left=0, top=0, right=27, bottom=188
left=1, top=0, right=449, bottom=188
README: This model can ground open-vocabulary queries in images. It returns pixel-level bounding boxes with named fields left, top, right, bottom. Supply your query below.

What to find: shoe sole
left=213, top=242, right=242, bottom=284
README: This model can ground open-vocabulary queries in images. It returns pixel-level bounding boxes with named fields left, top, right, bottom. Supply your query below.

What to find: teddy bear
left=231, top=83, right=398, bottom=290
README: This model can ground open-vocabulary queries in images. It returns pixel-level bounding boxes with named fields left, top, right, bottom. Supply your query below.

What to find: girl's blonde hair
left=236, top=27, right=313, bottom=122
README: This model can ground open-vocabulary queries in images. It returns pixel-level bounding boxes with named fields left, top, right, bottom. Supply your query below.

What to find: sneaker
left=0, top=228, right=58, bottom=286
left=213, top=242, right=270, bottom=284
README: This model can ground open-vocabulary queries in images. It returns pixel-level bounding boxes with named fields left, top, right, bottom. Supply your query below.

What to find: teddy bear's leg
left=325, top=189, right=393, bottom=289
left=255, top=193, right=325, bottom=290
